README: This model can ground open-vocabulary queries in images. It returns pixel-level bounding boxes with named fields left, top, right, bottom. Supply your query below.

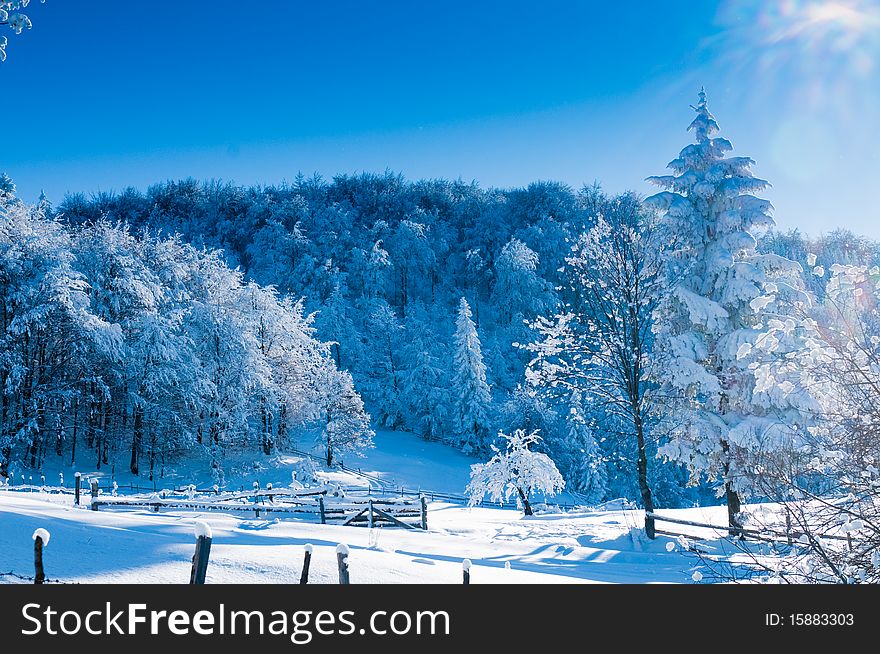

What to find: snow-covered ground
left=0, top=492, right=737, bottom=584
left=0, top=429, right=753, bottom=584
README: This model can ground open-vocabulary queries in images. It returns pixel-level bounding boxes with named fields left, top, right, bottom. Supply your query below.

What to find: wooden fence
left=89, top=488, right=429, bottom=529
left=16, top=528, right=477, bottom=585
left=645, top=511, right=854, bottom=546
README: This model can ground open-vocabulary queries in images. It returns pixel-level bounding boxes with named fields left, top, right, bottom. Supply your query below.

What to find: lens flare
left=713, top=0, right=880, bottom=113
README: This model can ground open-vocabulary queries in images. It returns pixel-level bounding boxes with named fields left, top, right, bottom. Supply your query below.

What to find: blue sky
left=3, top=0, right=879, bottom=237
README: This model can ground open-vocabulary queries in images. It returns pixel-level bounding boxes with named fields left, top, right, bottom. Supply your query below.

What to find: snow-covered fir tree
left=645, top=89, right=811, bottom=529
left=451, top=297, right=492, bottom=455
left=399, top=303, right=450, bottom=440
left=560, top=391, right=607, bottom=505
left=466, top=428, right=564, bottom=515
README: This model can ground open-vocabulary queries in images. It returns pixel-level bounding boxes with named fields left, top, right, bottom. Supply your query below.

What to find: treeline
left=51, top=171, right=880, bottom=506
left=57, top=175, right=688, bottom=502
left=0, top=175, right=371, bottom=485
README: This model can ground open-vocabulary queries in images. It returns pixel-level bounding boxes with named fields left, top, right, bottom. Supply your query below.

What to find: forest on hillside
left=3, top=94, right=880, bottom=549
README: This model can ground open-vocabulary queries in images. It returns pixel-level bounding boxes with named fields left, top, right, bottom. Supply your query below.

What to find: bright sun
left=716, top=0, right=880, bottom=87
left=770, top=0, right=880, bottom=50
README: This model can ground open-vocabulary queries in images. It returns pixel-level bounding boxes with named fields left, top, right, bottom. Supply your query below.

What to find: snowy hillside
left=0, top=427, right=765, bottom=585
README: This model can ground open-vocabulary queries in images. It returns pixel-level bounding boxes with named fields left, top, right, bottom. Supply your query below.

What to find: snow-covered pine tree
left=561, top=391, right=607, bottom=505
left=399, top=303, right=450, bottom=440
left=645, top=89, right=810, bottom=530
left=451, top=297, right=492, bottom=454
left=466, top=428, right=564, bottom=515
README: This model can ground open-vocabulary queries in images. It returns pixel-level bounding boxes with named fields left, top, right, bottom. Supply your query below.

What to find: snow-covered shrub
left=466, top=429, right=564, bottom=516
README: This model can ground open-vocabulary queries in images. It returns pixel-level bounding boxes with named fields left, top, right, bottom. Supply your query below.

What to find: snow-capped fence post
left=89, top=479, right=99, bottom=509
left=420, top=495, right=428, bottom=530
left=336, top=544, right=350, bottom=584
left=367, top=499, right=374, bottom=529
left=462, top=559, right=471, bottom=585
left=319, top=495, right=326, bottom=524
left=300, top=544, right=313, bottom=584
left=33, top=529, right=50, bottom=584
left=190, top=522, right=213, bottom=585
left=74, top=472, right=81, bottom=506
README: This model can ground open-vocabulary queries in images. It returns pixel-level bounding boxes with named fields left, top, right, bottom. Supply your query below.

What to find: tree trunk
left=261, top=403, right=273, bottom=455
left=720, top=439, right=742, bottom=534
left=634, top=410, right=656, bottom=539
left=725, top=482, right=742, bottom=535
left=277, top=405, right=288, bottom=450
left=86, top=392, right=97, bottom=449
left=0, top=445, right=10, bottom=479
left=69, top=398, right=78, bottom=466
left=517, top=486, right=533, bottom=516
left=130, top=405, right=143, bottom=475
left=148, top=428, right=156, bottom=482
left=325, top=410, right=334, bottom=467
left=55, top=412, right=64, bottom=457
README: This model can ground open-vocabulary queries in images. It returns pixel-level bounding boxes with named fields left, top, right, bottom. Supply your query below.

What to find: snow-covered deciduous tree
left=645, top=89, right=810, bottom=530
left=315, top=273, right=356, bottom=370
left=318, top=368, right=374, bottom=467
left=526, top=192, right=667, bottom=537
left=0, top=194, right=114, bottom=475
left=358, top=300, right=404, bottom=429
left=451, top=297, right=492, bottom=455
left=1, top=1, right=45, bottom=62
left=0, top=178, right=367, bottom=484
left=492, top=238, right=553, bottom=327
left=466, top=428, right=564, bottom=515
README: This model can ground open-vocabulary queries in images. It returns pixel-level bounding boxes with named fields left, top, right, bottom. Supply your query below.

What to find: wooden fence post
left=420, top=495, right=428, bottom=530
left=33, top=529, right=50, bottom=584
left=368, top=499, right=374, bottom=529
left=300, top=544, right=313, bottom=584
left=336, top=543, right=350, bottom=584
left=74, top=472, right=81, bottom=506
left=190, top=522, right=213, bottom=584
left=462, top=559, right=471, bottom=585
left=319, top=495, right=326, bottom=524
left=90, top=479, right=99, bottom=510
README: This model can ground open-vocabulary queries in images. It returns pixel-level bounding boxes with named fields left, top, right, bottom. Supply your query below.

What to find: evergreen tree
left=646, top=90, right=809, bottom=530
left=399, top=304, right=450, bottom=440
left=560, top=391, right=607, bottom=505
left=451, top=297, right=492, bottom=454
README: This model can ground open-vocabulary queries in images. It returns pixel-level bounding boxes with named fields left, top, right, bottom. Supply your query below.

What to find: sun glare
left=714, top=0, right=880, bottom=109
